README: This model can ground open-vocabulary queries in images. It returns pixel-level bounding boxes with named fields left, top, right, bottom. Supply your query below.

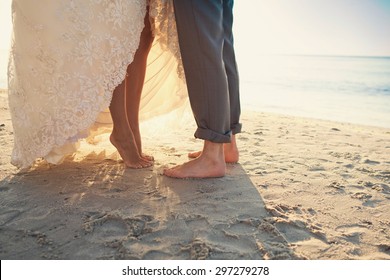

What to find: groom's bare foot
left=223, top=141, right=239, bottom=163
left=110, top=134, right=153, bottom=169
left=164, top=155, right=226, bottom=179
left=188, top=135, right=239, bottom=163
left=164, top=141, right=225, bottom=179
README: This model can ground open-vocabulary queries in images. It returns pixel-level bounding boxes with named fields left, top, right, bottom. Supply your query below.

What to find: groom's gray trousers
left=173, top=0, right=241, bottom=143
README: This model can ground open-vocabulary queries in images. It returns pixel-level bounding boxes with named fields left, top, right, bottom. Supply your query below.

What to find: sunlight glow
left=233, top=0, right=390, bottom=57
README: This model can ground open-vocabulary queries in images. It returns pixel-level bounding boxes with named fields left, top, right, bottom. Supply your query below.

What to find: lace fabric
left=7, top=0, right=187, bottom=169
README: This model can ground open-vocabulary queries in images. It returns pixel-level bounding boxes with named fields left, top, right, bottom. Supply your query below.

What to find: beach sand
left=1, top=89, right=389, bottom=260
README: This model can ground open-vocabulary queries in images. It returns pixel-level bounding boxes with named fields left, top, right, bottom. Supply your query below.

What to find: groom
left=164, top=0, right=241, bottom=178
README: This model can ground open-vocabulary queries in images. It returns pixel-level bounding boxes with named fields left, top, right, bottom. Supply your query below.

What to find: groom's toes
left=163, top=168, right=175, bottom=177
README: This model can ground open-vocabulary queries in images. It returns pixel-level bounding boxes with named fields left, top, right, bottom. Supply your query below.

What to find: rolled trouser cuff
left=195, top=127, right=231, bottom=143
left=231, top=123, right=242, bottom=135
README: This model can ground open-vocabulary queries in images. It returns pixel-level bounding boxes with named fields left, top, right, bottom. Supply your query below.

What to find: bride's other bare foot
left=164, top=141, right=226, bottom=179
left=141, top=153, right=154, bottom=162
left=188, top=135, right=239, bottom=163
left=122, top=11, right=154, bottom=168
left=110, top=134, right=153, bottom=169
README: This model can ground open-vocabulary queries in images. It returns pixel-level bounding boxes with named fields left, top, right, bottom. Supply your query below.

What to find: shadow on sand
left=0, top=153, right=299, bottom=259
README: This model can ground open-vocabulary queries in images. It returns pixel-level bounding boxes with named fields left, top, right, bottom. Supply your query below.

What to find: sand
left=1, top=88, right=389, bottom=260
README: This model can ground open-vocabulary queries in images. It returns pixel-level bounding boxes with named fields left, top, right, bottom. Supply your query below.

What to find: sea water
left=1, top=50, right=390, bottom=128
left=239, top=54, right=390, bottom=128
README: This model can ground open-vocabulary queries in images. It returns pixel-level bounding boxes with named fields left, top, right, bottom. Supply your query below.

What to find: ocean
left=1, top=50, right=390, bottom=128
left=238, top=54, right=390, bottom=128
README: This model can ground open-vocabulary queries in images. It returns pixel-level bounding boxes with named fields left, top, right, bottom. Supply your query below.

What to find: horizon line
left=250, top=53, right=390, bottom=59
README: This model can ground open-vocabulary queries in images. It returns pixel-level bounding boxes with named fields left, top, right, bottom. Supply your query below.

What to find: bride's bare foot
left=110, top=134, right=153, bottom=169
left=141, top=153, right=154, bottom=162
left=164, top=141, right=225, bottom=179
left=127, top=124, right=154, bottom=162
left=188, top=135, right=239, bottom=163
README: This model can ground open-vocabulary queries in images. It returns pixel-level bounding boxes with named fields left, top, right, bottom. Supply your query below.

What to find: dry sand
left=1, top=89, right=389, bottom=260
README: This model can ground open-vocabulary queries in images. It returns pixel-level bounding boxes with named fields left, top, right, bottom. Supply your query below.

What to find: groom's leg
left=222, top=0, right=241, bottom=163
left=173, top=0, right=231, bottom=143
left=165, top=0, right=228, bottom=178
left=223, top=0, right=241, bottom=135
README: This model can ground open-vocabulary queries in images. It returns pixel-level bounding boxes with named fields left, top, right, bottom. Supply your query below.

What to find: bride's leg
left=125, top=9, right=155, bottom=162
left=109, top=81, right=153, bottom=168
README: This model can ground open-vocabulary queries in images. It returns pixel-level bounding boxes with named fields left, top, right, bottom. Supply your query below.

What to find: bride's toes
left=141, top=153, right=154, bottom=162
left=140, top=159, right=153, bottom=168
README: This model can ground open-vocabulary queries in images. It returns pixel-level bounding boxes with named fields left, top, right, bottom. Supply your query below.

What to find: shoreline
left=2, top=86, right=389, bottom=130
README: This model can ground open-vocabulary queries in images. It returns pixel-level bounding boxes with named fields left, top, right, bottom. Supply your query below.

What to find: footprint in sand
left=326, top=181, right=346, bottom=192
left=83, top=212, right=154, bottom=243
left=363, top=159, right=380, bottom=165
left=0, top=210, right=21, bottom=226
left=335, top=224, right=370, bottom=245
left=351, top=192, right=372, bottom=201
left=329, top=152, right=361, bottom=161
left=308, top=164, right=326, bottom=172
left=377, top=244, right=390, bottom=255
left=370, top=183, right=390, bottom=195
left=181, top=238, right=211, bottom=260
left=0, top=185, right=10, bottom=192
left=376, top=171, right=390, bottom=182
left=0, top=228, right=58, bottom=259
left=265, top=203, right=327, bottom=244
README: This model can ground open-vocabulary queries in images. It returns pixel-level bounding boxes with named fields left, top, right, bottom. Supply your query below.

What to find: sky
left=0, top=0, right=12, bottom=51
left=233, top=0, right=390, bottom=57
left=0, top=0, right=389, bottom=55
left=2, top=0, right=390, bottom=89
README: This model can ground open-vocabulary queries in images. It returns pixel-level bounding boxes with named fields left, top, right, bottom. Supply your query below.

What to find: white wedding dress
left=8, top=0, right=186, bottom=169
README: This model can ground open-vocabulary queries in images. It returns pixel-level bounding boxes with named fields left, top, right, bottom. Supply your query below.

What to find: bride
left=8, top=0, right=185, bottom=169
